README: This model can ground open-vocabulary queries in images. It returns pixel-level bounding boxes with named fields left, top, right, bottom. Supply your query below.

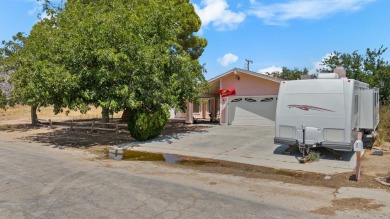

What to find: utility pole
left=245, top=59, right=253, bottom=71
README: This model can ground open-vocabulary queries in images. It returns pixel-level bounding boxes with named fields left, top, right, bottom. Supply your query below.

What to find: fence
left=38, top=119, right=129, bottom=133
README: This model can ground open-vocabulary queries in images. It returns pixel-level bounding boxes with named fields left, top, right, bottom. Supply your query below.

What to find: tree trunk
left=121, top=107, right=130, bottom=122
left=31, top=105, right=38, bottom=126
left=101, top=107, right=110, bottom=124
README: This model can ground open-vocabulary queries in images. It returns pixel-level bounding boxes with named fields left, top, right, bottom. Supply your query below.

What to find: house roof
left=203, top=68, right=282, bottom=96
left=208, top=68, right=283, bottom=84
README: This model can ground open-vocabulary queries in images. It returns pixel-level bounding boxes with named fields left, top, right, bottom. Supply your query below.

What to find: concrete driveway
left=134, top=125, right=357, bottom=175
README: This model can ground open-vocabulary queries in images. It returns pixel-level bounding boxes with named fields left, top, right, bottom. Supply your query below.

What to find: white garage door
left=228, top=96, right=277, bottom=126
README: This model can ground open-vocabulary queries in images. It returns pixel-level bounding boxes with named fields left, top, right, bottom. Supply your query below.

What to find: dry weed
left=376, top=105, right=390, bottom=147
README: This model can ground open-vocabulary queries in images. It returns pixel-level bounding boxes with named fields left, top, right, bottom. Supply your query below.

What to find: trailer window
left=354, top=95, right=358, bottom=114
left=376, top=92, right=379, bottom=106
left=374, top=93, right=377, bottom=107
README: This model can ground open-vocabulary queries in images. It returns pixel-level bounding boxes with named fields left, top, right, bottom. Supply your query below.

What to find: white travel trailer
left=274, top=70, right=379, bottom=153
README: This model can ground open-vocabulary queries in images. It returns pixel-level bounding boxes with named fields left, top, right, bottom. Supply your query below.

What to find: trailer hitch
left=298, top=125, right=312, bottom=163
left=298, top=125, right=308, bottom=155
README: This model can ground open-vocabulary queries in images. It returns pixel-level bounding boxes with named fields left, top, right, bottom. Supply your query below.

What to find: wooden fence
left=38, top=119, right=129, bottom=133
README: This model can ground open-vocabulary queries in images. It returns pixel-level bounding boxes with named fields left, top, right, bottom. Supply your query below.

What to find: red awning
left=219, top=89, right=236, bottom=97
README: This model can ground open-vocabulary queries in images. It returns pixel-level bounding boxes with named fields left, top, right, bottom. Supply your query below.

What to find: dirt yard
left=1, top=105, right=390, bottom=191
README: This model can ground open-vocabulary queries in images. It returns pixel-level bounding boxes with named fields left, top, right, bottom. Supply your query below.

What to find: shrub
left=376, top=105, right=390, bottom=146
left=127, top=107, right=169, bottom=141
left=0, top=93, right=6, bottom=108
left=307, top=151, right=321, bottom=162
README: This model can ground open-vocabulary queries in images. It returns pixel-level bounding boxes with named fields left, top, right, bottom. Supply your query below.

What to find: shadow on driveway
left=273, top=145, right=355, bottom=161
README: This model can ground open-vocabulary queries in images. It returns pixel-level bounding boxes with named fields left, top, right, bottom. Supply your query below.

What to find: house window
left=245, top=98, right=257, bottom=102
left=193, top=102, right=200, bottom=113
left=260, top=97, right=273, bottom=102
left=231, top=98, right=242, bottom=102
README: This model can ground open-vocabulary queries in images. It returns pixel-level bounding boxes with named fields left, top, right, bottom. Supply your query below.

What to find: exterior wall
left=219, top=73, right=280, bottom=124
left=176, top=71, right=280, bottom=124
left=221, top=73, right=279, bottom=96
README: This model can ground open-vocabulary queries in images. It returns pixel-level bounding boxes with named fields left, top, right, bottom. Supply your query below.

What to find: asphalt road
left=0, top=138, right=322, bottom=219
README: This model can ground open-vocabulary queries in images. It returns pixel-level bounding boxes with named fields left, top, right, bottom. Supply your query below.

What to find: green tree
left=320, top=46, right=390, bottom=103
left=3, top=0, right=207, bottom=134
left=1, top=18, right=72, bottom=125
left=0, top=70, right=11, bottom=109
left=0, top=92, right=6, bottom=108
left=37, top=0, right=206, bottom=139
left=0, top=61, right=7, bottom=108
left=269, top=67, right=309, bottom=80
left=373, top=66, right=390, bottom=104
left=49, top=0, right=207, bottom=124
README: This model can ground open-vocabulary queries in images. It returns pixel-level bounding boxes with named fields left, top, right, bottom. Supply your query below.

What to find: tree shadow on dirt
left=23, top=129, right=135, bottom=148
left=0, top=124, right=40, bottom=133
left=5, top=122, right=211, bottom=149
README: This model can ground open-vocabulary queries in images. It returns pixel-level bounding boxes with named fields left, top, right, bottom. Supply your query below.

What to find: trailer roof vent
left=318, top=73, right=339, bottom=79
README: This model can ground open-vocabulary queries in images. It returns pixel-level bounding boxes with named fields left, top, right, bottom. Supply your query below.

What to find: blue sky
left=1, top=0, right=390, bottom=79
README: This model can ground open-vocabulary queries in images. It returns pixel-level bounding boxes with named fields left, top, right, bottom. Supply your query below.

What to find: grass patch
left=0, top=105, right=122, bottom=122
left=310, top=198, right=385, bottom=216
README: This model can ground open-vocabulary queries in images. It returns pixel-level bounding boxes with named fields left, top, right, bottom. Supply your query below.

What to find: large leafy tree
left=0, top=62, right=8, bottom=109
left=50, top=0, right=207, bottom=123
left=1, top=18, right=72, bottom=125
left=2, top=0, right=207, bottom=129
left=0, top=70, right=12, bottom=109
left=0, top=34, right=26, bottom=109
left=268, top=67, right=309, bottom=80
left=320, top=46, right=390, bottom=103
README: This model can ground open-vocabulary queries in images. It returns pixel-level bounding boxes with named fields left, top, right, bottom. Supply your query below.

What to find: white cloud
left=308, top=53, right=335, bottom=75
left=193, top=0, right=246, bottom=31
left=27, top=0, right=59, bottom=20
left=28, top=0, right=42, bottom=16
left=248, top=0, right=376, bottom=25
left=218, top=53, right=239, bottom=67
left=258, top=65, right=283, bottom=74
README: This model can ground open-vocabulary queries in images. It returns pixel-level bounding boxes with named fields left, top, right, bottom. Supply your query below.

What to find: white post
left=49, top=119, right=53, bottom=129
left=355, top=132, right=364, bottom=180
left=226, top=96, right=229, bottom=125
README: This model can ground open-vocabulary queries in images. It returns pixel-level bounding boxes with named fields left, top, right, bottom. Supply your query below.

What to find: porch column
left=202, top=100, right=207, bottom=119
left=220, top=95, right=225, bottom=124
left=185, top=101, right=193, bottom=124
left=210, top=98, right=216, bottom=122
